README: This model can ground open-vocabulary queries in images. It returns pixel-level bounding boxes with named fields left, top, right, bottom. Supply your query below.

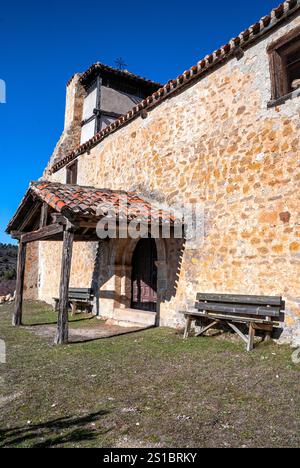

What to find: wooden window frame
left=66, top=160, right=78, bottom=185
left=268, top=26, right=300, bottom=103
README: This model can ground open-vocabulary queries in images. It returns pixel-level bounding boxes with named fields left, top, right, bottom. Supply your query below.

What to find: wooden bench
left=181, top=294, right=284, bottom=352
left=54, top=288, right=94, bottom=315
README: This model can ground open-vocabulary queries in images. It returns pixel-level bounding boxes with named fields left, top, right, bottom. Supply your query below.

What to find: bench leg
left=196, top=320, right=219, bottom=337
left=264, top=330, right=272, bottom=342
left=228, top=322, right=248, bottom=345
left=183, top=316, right=193, bottom=339
left=70, top=302, right=77, bottom=316
left=54, top=299, right=59, bottom=312
left=264, top=317, right=272, bottom=342
left=247, top=323, right=255, bottom=352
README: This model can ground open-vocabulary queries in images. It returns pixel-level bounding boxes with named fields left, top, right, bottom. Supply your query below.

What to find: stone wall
left=37, top=14, right=300, bottom=344
left=24, top=242, right=39, bottom=300
left=43, top=74, right=85, bottom=178
left=38, top=241, right=99, bottom=306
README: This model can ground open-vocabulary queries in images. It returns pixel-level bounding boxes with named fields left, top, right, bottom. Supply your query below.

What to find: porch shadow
left=0, top=409, right=111, bottom=448
left=24, top=315, right=95, bottom=327
left=25, top=319, right=153, bottom=345
left=68, top=324, right=156, bottom=345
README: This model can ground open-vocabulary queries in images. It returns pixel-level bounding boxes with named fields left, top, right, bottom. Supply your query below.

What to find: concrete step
left=107, top=308, right=157, bottom=328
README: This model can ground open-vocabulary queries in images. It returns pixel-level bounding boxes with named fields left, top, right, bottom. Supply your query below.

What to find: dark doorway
left=131, top=238, right=158, bottom=312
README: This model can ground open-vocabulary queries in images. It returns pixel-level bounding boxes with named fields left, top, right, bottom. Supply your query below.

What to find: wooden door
left=131, top=238, right=157, bottom=312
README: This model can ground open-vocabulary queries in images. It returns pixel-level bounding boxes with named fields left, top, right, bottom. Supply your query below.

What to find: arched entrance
left=131, top=238, right=158, bottom=312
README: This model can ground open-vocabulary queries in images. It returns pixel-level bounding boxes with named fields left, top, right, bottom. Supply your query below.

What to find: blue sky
left=0, top=0, right=279, bottom=244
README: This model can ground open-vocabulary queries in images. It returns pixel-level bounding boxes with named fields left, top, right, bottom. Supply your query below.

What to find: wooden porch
left=6, top=181, right=178, bottom=345
left=12, top=210, right=109, bottom=344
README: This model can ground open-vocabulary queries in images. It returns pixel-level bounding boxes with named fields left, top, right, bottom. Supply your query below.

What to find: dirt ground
left=25, top=316, right=144, bottom=344
left=0, top=301, right=299, bottom=448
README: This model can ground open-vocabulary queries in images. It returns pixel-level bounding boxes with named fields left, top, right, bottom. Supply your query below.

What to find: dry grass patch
left=0, top=301, right=299, bottom=448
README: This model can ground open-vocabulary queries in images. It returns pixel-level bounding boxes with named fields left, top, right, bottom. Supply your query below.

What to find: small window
left=66, top=160, right=78, bottom=185
left=268, top=27, right=300, bottom=101
left=285, top=47, right=300, bottom=91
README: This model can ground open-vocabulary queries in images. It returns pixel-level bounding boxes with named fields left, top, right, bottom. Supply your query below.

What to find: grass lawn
left=0, top=301, right=299, bottom=448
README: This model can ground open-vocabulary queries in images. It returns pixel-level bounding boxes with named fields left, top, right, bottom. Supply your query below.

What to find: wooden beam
left=55, top=229, right=74, bottom=345
left=99, top=109, right=122, bottom=119
left=19, top=201, right=41, bottom=232
left=76, top=219, right=99, bottom=228
left=73, top=234, right=102, bottom=242
left=12, top=241, right=27, bottom=327
left=10, top=231, right=22, bottom=240
left=94, top=75, right=102, bottom=133
left=183, top=316, right=193, bottom=339
left=247, top=323, right=256, bottom=352
left=81, top=114, right=96, bottom=127
left=252, top=322, right=274, bottom=331
left=21, top=224, right=64, bottom=243
left=196, top=320, right=219, bottom=337
left=227, top=322, right=248, bottom=345
left=196, top=293, right=283, bottom=307
left=195, top=302, right=280, bottom=317
left=51, top=213, right=69, bottom=224
left=182, top=311, right=278, bottom=325
left=51, top=213, right=78, bottom=231
left=39, top=203, right=48, bottom=229
left=16, top=233, right=97, bottom=243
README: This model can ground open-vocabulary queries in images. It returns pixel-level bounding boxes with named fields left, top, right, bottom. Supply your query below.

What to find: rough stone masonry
left=24, top=3, right=300, bottom=346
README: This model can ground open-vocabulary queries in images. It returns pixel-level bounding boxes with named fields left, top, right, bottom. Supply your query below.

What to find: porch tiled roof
left=51, top=1, right=300, bottom=174
left=6, top=181, right=179, bottom=234
left=29, top=181, right=177, bottom=223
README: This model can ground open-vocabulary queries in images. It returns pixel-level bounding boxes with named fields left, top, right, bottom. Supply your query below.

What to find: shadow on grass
left=0, top=409, right=111, bottom=448
left=69, top=325, right=156, bottom=344
left=23, top=316, right=95, bottom=327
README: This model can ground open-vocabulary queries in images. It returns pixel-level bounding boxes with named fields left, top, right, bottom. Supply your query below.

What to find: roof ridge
left=77, top=61, right=163, bottom=87
left=51, top=0, right=300, bottom=174
left=32, top=180, right=138, bottom=194
left=34, top=181, right=157, bottom=201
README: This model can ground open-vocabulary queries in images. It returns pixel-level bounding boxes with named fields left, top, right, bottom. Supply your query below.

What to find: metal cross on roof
left=114, top=57, right=127, bottom=71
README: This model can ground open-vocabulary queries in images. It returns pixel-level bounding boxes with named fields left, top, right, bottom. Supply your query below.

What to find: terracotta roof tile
left=6, top=181, right=178, bottom=233
left=27, top=181, right=177, bottom=225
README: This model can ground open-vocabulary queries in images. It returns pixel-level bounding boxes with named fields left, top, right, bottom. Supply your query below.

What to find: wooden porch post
left=55, top=228, right=74, bottom=345
left=12, top=240, right=27, bottom=327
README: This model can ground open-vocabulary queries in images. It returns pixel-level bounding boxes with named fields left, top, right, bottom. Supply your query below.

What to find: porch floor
left=22, top=307, right=147, bottom=344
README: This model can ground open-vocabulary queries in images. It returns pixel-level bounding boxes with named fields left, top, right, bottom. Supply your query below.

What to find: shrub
left=4, top=269, right=16, bottom=281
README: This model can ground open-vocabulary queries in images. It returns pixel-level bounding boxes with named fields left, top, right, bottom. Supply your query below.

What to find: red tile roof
left=6, top=182, right=178, bottom=233
left=51, top=0, right=300, bottom=174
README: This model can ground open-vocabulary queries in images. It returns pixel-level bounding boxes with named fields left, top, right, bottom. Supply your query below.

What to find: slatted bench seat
left=181, top=293, right=284, bottom=352
left=54, top=288, right=94, bottom=315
